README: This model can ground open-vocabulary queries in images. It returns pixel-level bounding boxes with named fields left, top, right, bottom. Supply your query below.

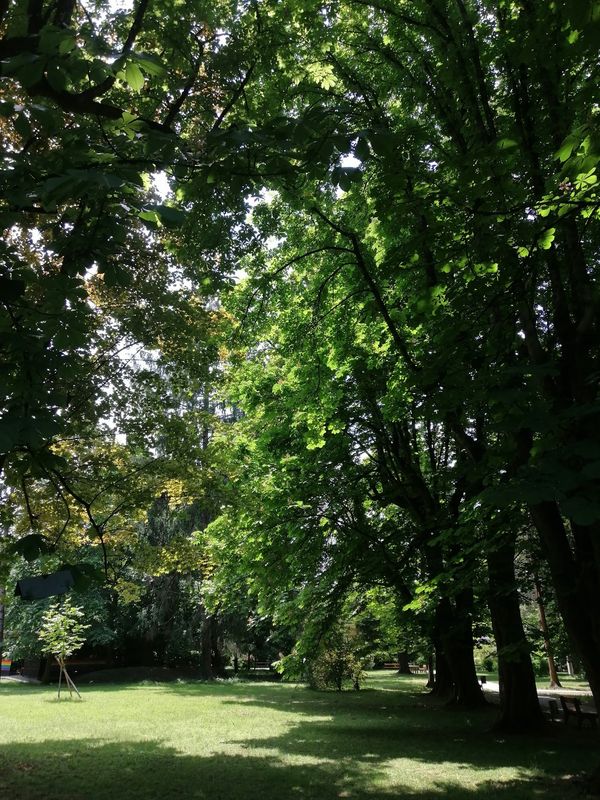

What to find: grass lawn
left=476, top=672, right=591, bottom=693
left=0, top=672, right=597, bottom=800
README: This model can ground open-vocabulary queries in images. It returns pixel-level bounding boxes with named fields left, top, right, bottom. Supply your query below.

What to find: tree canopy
left=1, top=0, right=600, bottom=764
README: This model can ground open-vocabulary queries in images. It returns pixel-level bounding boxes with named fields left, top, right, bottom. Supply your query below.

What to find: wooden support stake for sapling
left=56, top=655, right=81, bottom=700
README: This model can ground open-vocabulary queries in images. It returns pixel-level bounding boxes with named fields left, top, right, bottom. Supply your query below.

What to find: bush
left=474, top=641, right=497, bottom=673
left=307, top=628, right=367, bottom=691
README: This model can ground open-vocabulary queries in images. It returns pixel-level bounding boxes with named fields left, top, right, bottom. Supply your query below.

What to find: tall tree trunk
left=430, top=645, right=453, bottom=698
left=428, top=608, right=453, bottom=698
left=397, top=651, right=411, bottom=674
left=533, top=575, right=562, bottom=689
left=487, top=539, right=543, bottom=732
left=530, top=502, right=600, bottom=709
left=438, top=596, right=486, bottom=707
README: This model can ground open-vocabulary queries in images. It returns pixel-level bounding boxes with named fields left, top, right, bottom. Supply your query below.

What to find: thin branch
left=79, top=0, right=151, bottom=101
left=311, top=207, right=419, bottom=371
left=212, top=64, right=256, bottom=132
left=163, top=55, right=205, bottom=128
left=20, top=476, right=39, bottom=529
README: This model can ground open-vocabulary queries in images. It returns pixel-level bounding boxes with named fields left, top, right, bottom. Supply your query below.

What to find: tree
left=194, top=0, right=599, bottom=730
left=0, top=0, right=259, bottom=486
left=38, top=601, right=89, bottom=698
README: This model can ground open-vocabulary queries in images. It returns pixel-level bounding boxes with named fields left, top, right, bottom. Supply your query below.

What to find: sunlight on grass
left=0, top=673, right=596, bottom=800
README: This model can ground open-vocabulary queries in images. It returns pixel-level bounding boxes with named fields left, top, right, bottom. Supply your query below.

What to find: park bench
left=382, top=663, right=428, bottom=674
left=559, top=695, right=598, bottom=728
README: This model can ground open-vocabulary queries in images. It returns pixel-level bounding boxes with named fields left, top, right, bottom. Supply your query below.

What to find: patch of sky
left=152, top=171, right=171, bottom=201
left=341, top=154, right=360, bottom=169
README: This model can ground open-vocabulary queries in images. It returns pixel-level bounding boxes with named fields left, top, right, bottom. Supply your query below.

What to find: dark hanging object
left=15, top=570, right=75, bottom=600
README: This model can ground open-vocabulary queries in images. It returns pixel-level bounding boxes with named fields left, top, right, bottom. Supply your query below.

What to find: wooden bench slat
left=559, top=695, right=598, bottom=728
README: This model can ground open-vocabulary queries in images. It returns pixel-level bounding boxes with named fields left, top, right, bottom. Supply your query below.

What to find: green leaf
left=354, top=137, right=370, bottom=161
left=102, top=263, right=132, bottom=287
left=556, top=135, right=579, bottom=162
left=368, top=131, right=397, bottom=157
left=137, top=56, right=166, bottom=77
left=39, top=25, right=76, bottom=55
left=139, top=209, right=160, bottom=224
left=0, top=417, right=22, bottom=450
left=58, top=34, right=77, bottom=55
left=155, top=204, right=187, bottom=227
left=1, top=52, right=38, bottom=76
left=561, top=497, right=600, bottom=526
left=15, top=58, right=45, bottom=88
left=538, top=227, right=556, bottom=250
left=13, top=112, right=32, bottom=139
left=125, top=62, right=145, bottom=91
left=45, top=62, right=68, bottom=92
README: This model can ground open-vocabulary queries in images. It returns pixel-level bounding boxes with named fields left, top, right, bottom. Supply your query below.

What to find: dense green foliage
left=38, top=601, right=88, bottom=660
left=1, top=0, right=600, bottom=778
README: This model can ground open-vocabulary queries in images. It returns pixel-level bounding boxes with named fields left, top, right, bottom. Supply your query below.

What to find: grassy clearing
left=475, top=672, right=591, bottom=693
left=0, top=672, right=597, bottom=800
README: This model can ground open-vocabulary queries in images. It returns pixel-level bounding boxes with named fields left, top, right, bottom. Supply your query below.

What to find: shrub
left=307, top=627, right=367, bottom=691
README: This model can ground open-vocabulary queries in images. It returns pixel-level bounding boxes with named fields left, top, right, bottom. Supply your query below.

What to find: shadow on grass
left=2, top=679, right=597, bottom=799
left=0, top=737, right=586, bottom=800
left=160, top=680, right=598, bottom=782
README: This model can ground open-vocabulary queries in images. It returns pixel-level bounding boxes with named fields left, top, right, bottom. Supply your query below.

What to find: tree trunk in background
left=429, top=608, right=452, bottom=698
left=530, top=502, right=600, bottom=712
left=439, top=593, right=487, bottom=708
left=429, top=603, right=478, bottom=702
left=487, top=539, right=543, bottom=732
left=430, top=646, right=453, bottom=698
left=210, top=616, right=227, bottom=677
left=199, top=612, right=213, bottom=679
left=533, top=575, right=562, bottom=689
left=426, top=652, right=435, bottom=688
left=397, top=651, right=411, bottom=674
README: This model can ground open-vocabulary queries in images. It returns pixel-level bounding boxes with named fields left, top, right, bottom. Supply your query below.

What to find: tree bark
left=199, top=611, right=213, bottom=680
left=429, top=645, right=453, bottom=698
left=487, top=539, right=544, bottom=732
left=397, top=650, right=412, bottom=674
left=426, top=651, right=435, bottom=688
left=429, top=611, right=453, bottom=698
left=533, top=575, right=562, bottom=689
left=210, top=616, right=227, bottom=677
left=439, top=593, right=487, bottom=708
left=530, top=502, right=600, bottom=710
